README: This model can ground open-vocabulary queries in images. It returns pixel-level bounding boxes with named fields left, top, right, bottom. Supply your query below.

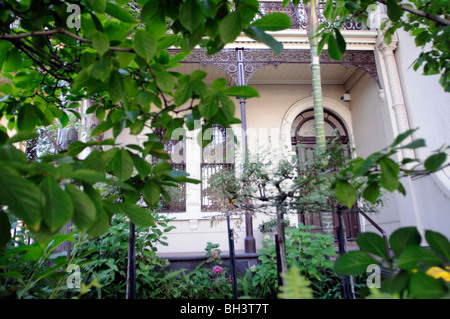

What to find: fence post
left=274, top=234, right=283, bottom=289
left=337, top=206, right=356, bottom=299
left=126, top=221, right=136, bottom=299
left=227, top=215, right=238, bottom=299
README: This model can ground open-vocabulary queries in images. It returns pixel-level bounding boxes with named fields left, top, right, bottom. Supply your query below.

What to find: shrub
left=244, top=223, right=367, bottom=299
left=74, top=213, right=175, bottom=298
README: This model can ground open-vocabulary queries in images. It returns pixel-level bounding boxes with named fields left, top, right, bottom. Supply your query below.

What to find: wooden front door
left=292, top=109, right=360, bottom=241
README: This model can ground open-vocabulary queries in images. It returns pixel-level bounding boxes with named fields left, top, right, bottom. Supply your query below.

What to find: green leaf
left=105, top=2, right=139, bottom=24
left=327, top=33, right=342, bottom=61
left=397, top=246, right=442, bottom=270
left=46, top=233, right=75, bottom=253
left=344, top=1, right=360, bottom=11
left=424, top=153, right=446, bottom=171
left=133, top=30, right=157, bottom=62
left=4, top=47, right=22, bottom=72
left=92, top=59, right=113, bottom=81
left=40, top=177, right=73, bottom=232
left=17, top=104, right=38, bottom=131
left=379, top=157, right=399, bottom=192
left=174, top=81, right=193, bottom=106
left=0, top=145, right=27, bottom=163
left=0, top=211, right=11, bottom=250
left=335, top=28, right=346, bottom=55
left=153, top=160, right=172, bottom=173
left=335, top=179, right=357, bottom=208
left=414, top=30, right=430, bottom=47
left=278, top=265, right=313, bottom=299
left=352, top=152, right=384, bottom=176
left=154, top=69, right=175, bottom=93
left=69, top=169, right=108, bottom=184
left=251, top=12, right=291, bottom=31
left=219, top=11, right=242, bottom=43
left=386, top=0, right=404, bottom=21
left=142, top=179, right=161, bottom=207
left=362, top=182, right=380, bottom=204
left=389, top=227, right=422, bottom=255
left=410, top=272, right=447, bottom=299
left=425, top=230, right=450, bottom=261
left=380, top=270, right=410, bottom=294
left=84, top=184, right=110, bottom=238
left=137, top=90, right=154, bottom=108
left=113, top=149, right=134, bottom=182
left=67, top=141, right=89, bottom=157
left=198, top=93, right=219, bottom=120
left=218, top=93, right=235, bottom=120
left=132, top=154, right=151, bottom=178
left=244, top=26, right=283, bottom=55
left=223, top=86, right=260, bottom=98
left=179, top=0, right=203, bottom=32
left=211, top=78, right=227, bottom=92
left=91, top=32, right=110, bottom=56
left=92, top=120, right=114, bottom=136
left=86, top=0, right=106, bottom=13
left=120, top=203, right=155, bottom=227
left=0, top=165, right=42, bottom=230
left=65, top=184, right=96, bottom=233
left=356, top=232, right=388, bottom=259
left=5, top=131, right=39, bottom=145
left=391, top=128, right=417, bottom=147
left=23, top=244, right=43, bottom=262
left=333, top=251, right=380, bottom=275
left=399, top=138, right=425, bottom=149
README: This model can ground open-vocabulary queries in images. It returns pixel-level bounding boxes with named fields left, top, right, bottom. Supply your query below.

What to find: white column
left=377, top=39, right=415, bottom=160
left=185, top=123, right=202, bottom=217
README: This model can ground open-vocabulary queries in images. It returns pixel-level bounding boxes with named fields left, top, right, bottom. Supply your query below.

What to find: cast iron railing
left=258, top=1, right=366, bottom=30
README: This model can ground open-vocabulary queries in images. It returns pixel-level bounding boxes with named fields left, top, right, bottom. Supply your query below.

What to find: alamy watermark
left=66, top=264, right=81, bottom=289
left=366, top=264, right=381, bottom=289
left=66, top=4, right=81, bottom=29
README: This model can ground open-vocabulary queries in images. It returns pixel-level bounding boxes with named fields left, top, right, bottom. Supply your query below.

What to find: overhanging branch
left=0, top=28, right=135, bottom=53
left=375, top=0, right=450, bottom=26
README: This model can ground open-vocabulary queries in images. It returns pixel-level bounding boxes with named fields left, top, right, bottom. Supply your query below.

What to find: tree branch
left=375, top=0, right=450, bottom=26
left=0, top=28, right=135, bottom=53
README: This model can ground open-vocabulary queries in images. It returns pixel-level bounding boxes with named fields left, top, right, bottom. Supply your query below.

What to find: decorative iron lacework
left=169, top=48, right=380, bottom=87
left=258, top=1, right=365, bottom=31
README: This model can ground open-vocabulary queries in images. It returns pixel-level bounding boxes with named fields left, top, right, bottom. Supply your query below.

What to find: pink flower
left=213, top=266, right=223, bottom=274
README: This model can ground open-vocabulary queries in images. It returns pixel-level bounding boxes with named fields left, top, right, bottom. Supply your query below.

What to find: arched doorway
left=291, top=109, right=360, bottom=240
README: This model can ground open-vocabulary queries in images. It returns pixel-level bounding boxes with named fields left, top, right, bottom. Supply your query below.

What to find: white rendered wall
left=394, top=29, right=450, bottom=239
left=348, top=72, right=402, bottom=236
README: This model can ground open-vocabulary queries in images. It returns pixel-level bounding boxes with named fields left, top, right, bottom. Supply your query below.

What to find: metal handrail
left=349, top=208, right=391, bottom=259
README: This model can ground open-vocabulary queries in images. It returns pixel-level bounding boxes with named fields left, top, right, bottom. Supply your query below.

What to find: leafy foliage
left=278, top=265, right=313, bottom=299
left=334, top=226, right=450, bottom=299
left=0, top=224, right=83, bottom=299
left=0, top=0, right=290, bottom=245
left=245, top=224, right=363, bottom=299
left=333, top=129, right=449, bottom=208
left=286, top=0, right=450, bottom=92
left=73, top=213, right=175, bottom=298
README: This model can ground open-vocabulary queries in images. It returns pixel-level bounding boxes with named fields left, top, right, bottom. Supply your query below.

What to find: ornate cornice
left=169, top=48, right=380, bottom=86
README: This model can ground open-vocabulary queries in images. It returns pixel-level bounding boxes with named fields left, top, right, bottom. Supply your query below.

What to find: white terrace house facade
left=99, top=1, right=450, bottom=256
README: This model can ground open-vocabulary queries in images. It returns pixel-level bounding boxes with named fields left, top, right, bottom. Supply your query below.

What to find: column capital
left=377, top=37, right=398, bottom=56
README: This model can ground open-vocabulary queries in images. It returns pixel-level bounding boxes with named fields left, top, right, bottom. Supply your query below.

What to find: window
left=201, top=125, right=235, bottom=212
left=154, top=128, right=186, bottom=212
left=291, top=109, right=350, bottom=163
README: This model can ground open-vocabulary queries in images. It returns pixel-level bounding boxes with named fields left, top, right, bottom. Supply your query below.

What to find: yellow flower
left=426, top=266, right=450, bottom=282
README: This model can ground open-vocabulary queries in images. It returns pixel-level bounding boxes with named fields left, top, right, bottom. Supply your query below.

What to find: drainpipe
left=237, top=47, right=256, bottom=253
